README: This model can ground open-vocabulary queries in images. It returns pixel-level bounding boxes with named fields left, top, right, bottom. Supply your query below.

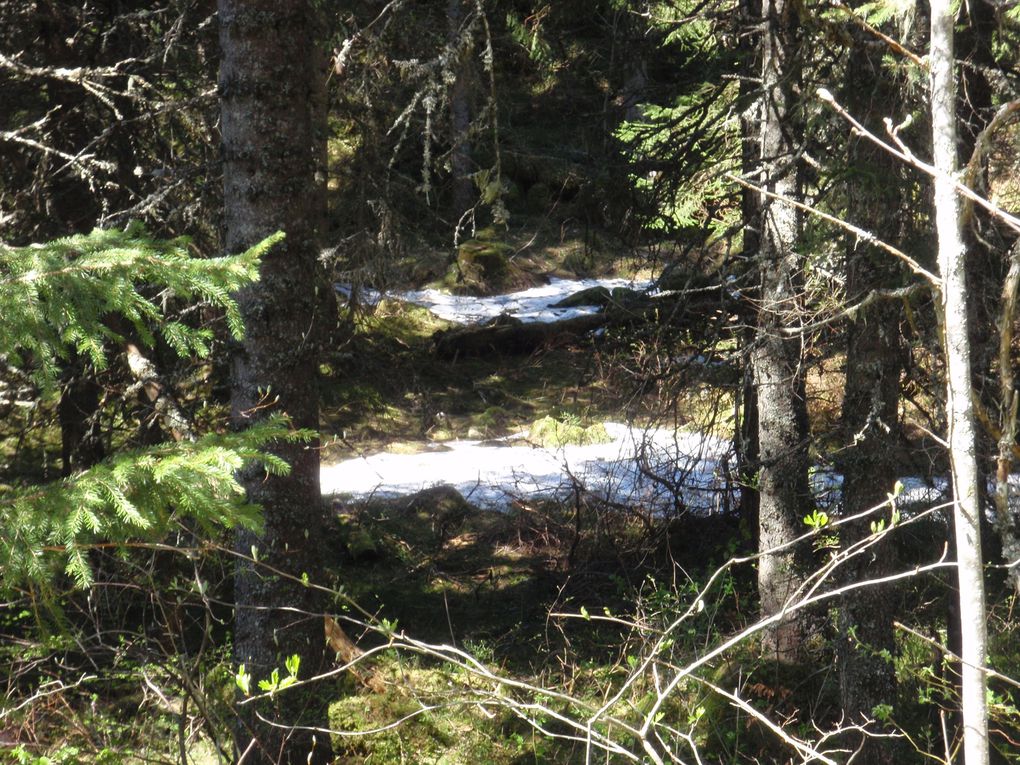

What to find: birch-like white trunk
left=930, top=2, right=990, bottom=763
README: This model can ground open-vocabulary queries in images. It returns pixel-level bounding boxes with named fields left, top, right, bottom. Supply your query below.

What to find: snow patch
left=327, top=277, right=965, bottom=516
left=336, top=277, right=652, bottom=325
left=321, top=423, right=735, bottom=513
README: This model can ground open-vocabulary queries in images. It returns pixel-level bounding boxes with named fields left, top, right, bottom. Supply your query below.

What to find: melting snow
left=336, top=277, right=652, bottom=325
left=325, top=277, right=957, bottom=514
left=321, top=423, right=735, bottom=513
left=321, top=424, right=954, bottom=514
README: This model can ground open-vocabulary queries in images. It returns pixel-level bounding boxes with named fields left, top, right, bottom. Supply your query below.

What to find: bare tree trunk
left=836, top=25, right=907, bottom=763
left=753, top=0, right=811, bottom=662
left=448, top=0, right=474, bottom=235
left=995, top=241, right=1020, bottom=591
left=58, top=358, right=105, bottom=476
left=736, top=0, right=761, bottom=533
left=219, top=2, right=333, bottom=763
left=930, top=2, right=990, bottom=763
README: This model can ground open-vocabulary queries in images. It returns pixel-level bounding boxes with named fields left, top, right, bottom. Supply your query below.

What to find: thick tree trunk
left=736, top=0, right=761, bottom=532
left=836, top=30, right=907, bottom=764
left=753, top=0, right=811, bottom=661
left=930, top=2, right=990, bottom=763
left=219, top=3, right=333, bottom=763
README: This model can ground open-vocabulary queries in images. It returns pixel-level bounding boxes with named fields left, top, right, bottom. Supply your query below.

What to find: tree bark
left=930, top=2, right=990, bottom=763
left=58, top=357, right=105, bottom=476
left=219, top=3, right=333, bottom=763
left=448, top=0, right=474, bottom=235
left=753, top=0, right=812, bottom=662
left=736, top=0, right=761, bottom=534
left=836, top=26, right=907, bottom=764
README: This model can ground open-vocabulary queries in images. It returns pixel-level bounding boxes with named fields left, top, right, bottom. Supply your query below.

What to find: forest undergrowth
left=5, top=232, right=1020, bottom=765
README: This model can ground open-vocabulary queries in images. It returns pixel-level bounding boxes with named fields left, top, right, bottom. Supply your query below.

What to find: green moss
left=328, top=667, right=525, bottom=764
left=361, top=301, right=453, bottom=345
left=338, top=515, right=380, bottom=560
left=450, top=237, right=513, bottom=294
left=528, top=415, right=612, bottom=448
left=551, top=285, right=612, bottom=308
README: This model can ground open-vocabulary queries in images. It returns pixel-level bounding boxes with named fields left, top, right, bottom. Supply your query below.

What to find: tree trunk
left=836, top=26, right=907, bottom=764
left=448, top=0, right=474, bottom=236
left=736, top=0, right=761, bottom=533
left=219, top=3, right=333, bottom=763
left=753, top=0, right=811, bottom=661
left=58, top=358, right=105, bottom=476
left=930, top=2, right=990, bottom=763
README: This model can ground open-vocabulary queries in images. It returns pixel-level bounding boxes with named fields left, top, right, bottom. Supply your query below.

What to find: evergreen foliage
left=0, top=225, right=301, bottom=592
left=613, top=6, right=739, bottom=241
left=0, top=223, right=277, bottom=387
left=0, top=418, right=304, bottom=591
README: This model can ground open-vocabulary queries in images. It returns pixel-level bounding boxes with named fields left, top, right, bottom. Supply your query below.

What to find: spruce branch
left=0, top=223, right=280, bottom=387
left=0, top=415, right=312, bottom=591
left=0, top=225, right=295, bottom=592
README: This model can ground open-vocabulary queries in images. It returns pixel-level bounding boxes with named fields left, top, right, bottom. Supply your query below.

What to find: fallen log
left=433, top=312, right=606, bottom=358
left=432, top=288, right=746, bottom=360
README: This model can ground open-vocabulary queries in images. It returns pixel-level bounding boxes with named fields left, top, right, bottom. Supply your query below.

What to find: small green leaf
left=258, top=668, right=281, bottom=693
left=580, top=605, right=590, bottom=620
left=235, top=665, right=251, bottom=696
left=803, top=509, right=829, bottom=529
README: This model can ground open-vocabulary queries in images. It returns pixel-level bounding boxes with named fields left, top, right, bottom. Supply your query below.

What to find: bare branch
left=817, top=87, right=1020, bottom=235
left=725, top=171, right=940, bottom=284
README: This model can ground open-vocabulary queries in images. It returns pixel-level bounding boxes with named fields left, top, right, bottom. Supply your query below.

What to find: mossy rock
left=408, top=248, right=453, bottom=284
left=449, top=237, right=513, bottom=294
left=406, top=484, right=472, bottom=520
left=655, top=264, right=716, bottom=293
left=468, top=405, right=509, bottom=439
left=337, top=515, right=380, bottom=561
left=404, top=485, right=473, bottom=546
left=551, top=285, right=612, bottom=308
left=472, top=405, right=509, bottom=435
left=528, top=415, right=612, bottom=448
left=551, top=286, right=645, bottom=310
left=610, top=286, right=646, bottom=307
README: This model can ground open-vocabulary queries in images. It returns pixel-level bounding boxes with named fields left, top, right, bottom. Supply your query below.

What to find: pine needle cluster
left=0, top=225, right=301, bottom=592
left=0, top=222, right=277, bottom=386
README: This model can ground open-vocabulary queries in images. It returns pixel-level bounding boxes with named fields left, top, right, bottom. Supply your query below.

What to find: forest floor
left=313, top=230, right=768, bottom=763
left=3, top=225, right=997, bottom=765
left=311, top=225, right=992, bottom=764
